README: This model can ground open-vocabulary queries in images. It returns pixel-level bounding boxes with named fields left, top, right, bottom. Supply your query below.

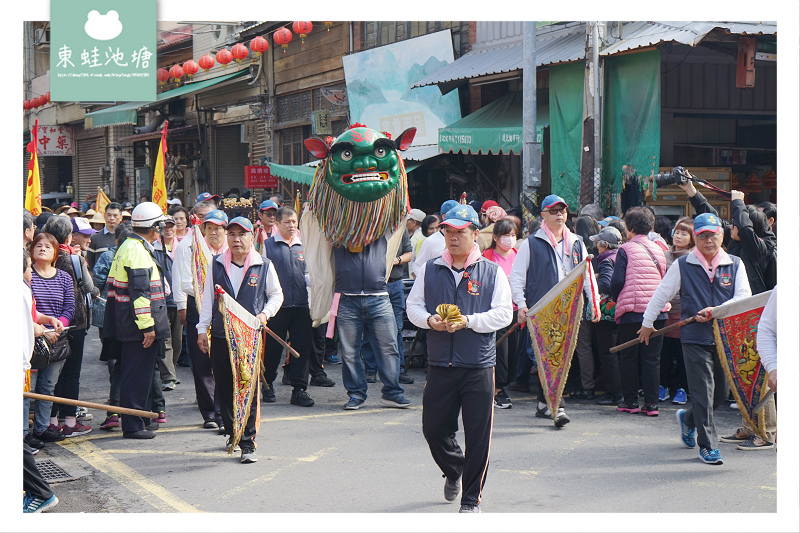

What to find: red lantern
left=216, top=48, right=233, bottom=67
left=24, top=100, right=32, bottom=110
left=324, top=21, right=333, bottom=32
left=44, top=92, right=50, bottom=103
left=157, top=67, right=170, bottom=85
left=198, top=53, right=215, bottom=71
left=231, top=43, right=249, bottom=62
left=273, top=27, right=292, bottom=53
left=169, top=64, right=185, bottom=81
left=32, top=96, right=42, bottom=108
left=250, top=35, right=269, bottom=56
left=182, top=59, right=199, bottom=79
left=292, top=21, right=313, bottom=44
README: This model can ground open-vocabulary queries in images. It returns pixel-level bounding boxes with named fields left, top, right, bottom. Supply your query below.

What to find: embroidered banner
left=526, top=259, right=589, bottom=421
left=711, top=290, right=773, bottom=441
left=216, top=286, right=263, bottom=453
left=192, top=227, right=212, bottom=314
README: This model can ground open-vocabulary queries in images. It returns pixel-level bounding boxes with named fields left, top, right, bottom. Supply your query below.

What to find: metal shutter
left=76, top=136, right=107, bottom=202
left=213, top=124, right=250, bottom=196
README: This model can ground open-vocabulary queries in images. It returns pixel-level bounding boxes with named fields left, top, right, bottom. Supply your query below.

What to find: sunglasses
left=544, top=207, right=567, bottom=215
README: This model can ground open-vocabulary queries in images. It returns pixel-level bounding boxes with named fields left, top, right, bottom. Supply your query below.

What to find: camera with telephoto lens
left=653, top=166, right=690, bottom=187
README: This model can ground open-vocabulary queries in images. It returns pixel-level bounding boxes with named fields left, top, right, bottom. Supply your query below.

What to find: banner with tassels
left=215, top=285, right=263, bottom=453
left=711, top=290, right=773, bottom=441
left=526, top=259, right=591, bottom=422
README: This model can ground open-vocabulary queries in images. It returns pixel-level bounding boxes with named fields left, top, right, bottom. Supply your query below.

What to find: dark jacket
left=264, top=236, right=308, bottom=308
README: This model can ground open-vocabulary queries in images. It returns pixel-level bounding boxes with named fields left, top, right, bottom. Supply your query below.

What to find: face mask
left=498, top=235, right=515, bottom=251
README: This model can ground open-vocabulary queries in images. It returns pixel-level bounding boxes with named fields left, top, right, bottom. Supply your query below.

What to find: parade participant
left=411, top=200, right=458, bottom=279
left=87, top=201, right=122, bottom=270
left=103, top=202, right=170, bottom=439
left=476, top=201, right=505, bottom=252
left=588, top=226, right=623, bottom=406
left=27, top=232, right=74, bottom=442
left=88, top=211, right=106, bottom=232
left=261, top=206, right=316, bottom=407
left=172, top=202, right=226, bottom=430
left=41, top=215, right=99, bottom=436
left=481, top=218, right=518, bottom=409
left=407, top=204, right=513, bottom=513
left=407, top=208, right=426, bottom=274
left=509, top=194, right=599, bottom=427
left=610, top=206, right=669, bottom=416
left=256, top=200, right=279, bottom=242
left=638, top=213, right=751, bottom=465
left=197, top=216, right=283, bottom=463
left=168, top=205, right=190, bottom=243
left=301, top=124, right=416, bottom=410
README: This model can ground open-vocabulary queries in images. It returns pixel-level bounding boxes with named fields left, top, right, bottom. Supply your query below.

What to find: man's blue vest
left=524, top=233, right=584, bottom=308
left=677, top=254, right=741, bottom=345
left=264, top=236, right=307, bottom=308
left=210, top=256, right=272, bottom=338
left=333, top=237, right=388, bottom=294
left=424, top=257, right=498, bottom=368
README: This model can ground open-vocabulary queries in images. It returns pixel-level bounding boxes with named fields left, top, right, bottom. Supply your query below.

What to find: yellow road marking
left=58, top=439, right=201, bottom=513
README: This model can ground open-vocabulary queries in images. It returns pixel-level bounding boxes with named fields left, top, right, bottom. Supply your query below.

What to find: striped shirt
left=30, top=268, right=75, bottom=326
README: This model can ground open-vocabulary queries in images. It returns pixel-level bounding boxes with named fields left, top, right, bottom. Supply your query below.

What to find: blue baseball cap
left=541, top=194, right=568, bottom=211
left=598, top=215, right=621, bottom=227
left=259, top=200, right=278, bottom=211
left=441, top=205, right=480, bottom=230
left=203, top=209, right=228, bottom=226
left=440, top=199, right=459, bottom=216
left=694, top=213, right=722, bottom=234
left=196, top=192, right=220, bottom=204
left=226, top=216, right=254, bottom=233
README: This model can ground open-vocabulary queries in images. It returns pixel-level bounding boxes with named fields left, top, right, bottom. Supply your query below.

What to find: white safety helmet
left=131, top=202, right=169, bottom=228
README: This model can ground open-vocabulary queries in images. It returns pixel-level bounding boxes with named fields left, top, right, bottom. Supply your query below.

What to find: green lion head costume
left=304, top=124, right=416, bottom=251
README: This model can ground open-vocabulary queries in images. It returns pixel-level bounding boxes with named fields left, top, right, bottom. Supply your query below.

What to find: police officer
left=103, top=202, right=170, bottom=439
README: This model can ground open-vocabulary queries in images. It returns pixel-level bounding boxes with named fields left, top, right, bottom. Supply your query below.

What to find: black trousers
left=51, top=328, right=87, bottom=418
left=186, top=297, right=222, bottom=425
left=494, top=323, right=519, bottom=389
left=210, top=336, right=259, bottom=445
left=309, top=324, right=327, bottom=378
left=263, top=307, right=312, bottom=390
left=617, top=320, right=665, bottom=405
left=23, top=445, right=53, bottom=500
left=119, top=340, right=160, bottom=433
left=591, top=321, right=619, bottom=397
left=422, top=365, right=494, bottom=507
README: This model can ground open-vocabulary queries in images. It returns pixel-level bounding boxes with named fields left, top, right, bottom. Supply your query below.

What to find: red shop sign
left=245, top=165, right=278, bottom=188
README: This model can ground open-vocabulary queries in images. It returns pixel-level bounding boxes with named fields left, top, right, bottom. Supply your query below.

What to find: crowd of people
left=22, top=183, right=778, bottom=513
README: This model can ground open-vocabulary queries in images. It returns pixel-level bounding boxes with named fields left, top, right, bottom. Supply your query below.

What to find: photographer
left=677, top=182, right=775, bottom=295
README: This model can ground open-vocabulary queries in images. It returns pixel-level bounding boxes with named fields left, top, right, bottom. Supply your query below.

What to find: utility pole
left=521, top=21, right=541, bottom=224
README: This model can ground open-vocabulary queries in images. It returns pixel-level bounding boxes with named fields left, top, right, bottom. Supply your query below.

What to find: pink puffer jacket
left=614, top=234, right=670, bottom=321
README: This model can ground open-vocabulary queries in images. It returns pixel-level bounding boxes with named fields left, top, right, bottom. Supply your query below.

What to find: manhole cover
left=36, top=459, right=72, bottom=481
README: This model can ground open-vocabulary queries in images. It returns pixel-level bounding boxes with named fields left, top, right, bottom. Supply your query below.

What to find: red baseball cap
left=480, top=200, right=499, bottom=214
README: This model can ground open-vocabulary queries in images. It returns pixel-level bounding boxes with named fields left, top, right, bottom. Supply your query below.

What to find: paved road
left=26, top=328, right=788, bottom=528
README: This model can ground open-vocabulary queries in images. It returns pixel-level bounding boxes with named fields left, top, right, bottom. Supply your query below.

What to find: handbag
left=91, top=296, right=107, bottom=328
left=30, top=332, right=71, bottom=370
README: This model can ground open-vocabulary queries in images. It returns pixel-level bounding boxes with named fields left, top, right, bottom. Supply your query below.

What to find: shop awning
left=411, top=23, right=586, bottom=94
left=267, top=162, right=317, bottom=186
left=438, top=92, right=548, bottom=155
left=84, top=69, right=250, bottom=129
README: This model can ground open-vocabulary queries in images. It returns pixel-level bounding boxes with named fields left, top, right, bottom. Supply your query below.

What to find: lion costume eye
left=340, top=150, right=353, bottom=161
left=374, top=147, right=386, bottom=158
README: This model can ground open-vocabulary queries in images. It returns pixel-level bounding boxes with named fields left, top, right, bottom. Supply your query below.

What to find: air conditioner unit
left=34, top=28, right=50, bottom=45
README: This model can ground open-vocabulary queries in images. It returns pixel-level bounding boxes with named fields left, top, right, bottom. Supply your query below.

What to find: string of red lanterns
left=23, top=22, right=322, bottom=107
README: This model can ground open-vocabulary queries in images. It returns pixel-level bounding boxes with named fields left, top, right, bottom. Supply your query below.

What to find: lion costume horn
left=304, top=125, right=416, bottom=251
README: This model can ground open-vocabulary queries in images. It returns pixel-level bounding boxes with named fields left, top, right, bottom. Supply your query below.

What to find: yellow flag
left=151, top=121, right=169, bottom=214
left=96, top=187, right=110, bottom=214
left=294, top=190, right=301, bottom=214
left=24, top=120, right=42, bottom=216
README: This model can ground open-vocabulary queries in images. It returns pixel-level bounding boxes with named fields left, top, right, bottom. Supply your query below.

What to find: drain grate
left=36, top=459, right=72, bottom=481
